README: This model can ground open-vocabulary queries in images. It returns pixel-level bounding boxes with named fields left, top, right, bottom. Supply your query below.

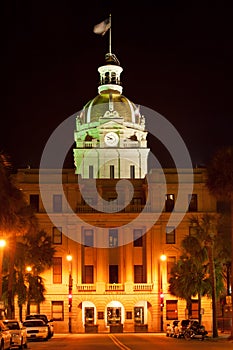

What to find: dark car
left=25, top=314, right=54, bottom=339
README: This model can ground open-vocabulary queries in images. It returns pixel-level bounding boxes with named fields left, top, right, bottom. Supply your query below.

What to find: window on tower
left=130, top=165, right=135, bottom=179
left=89, top=165, right=94, bottom=179
left=165, top=194, right=175, bottom=212
left=110, top=165, right=114, bottom=179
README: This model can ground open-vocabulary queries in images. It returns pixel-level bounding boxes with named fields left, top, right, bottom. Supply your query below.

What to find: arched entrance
left=106, top=301, right=124, bottom=332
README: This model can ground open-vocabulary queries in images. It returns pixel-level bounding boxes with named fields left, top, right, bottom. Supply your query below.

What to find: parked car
left=22, top=319, right=49, bottom=341
left=25, top=314, right=54, bottom=338
left=0, top=321, right=11, bottom=350
left=2, top=320, right=27, bottom=349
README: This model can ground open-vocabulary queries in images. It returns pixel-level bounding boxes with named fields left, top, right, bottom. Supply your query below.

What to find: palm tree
left=206, top=146, right=233, bottom=339
left=187, top=214, right=221, bottom=338
left=169, top=255, right=211, bottom=322
left=0, top=153, right=50, bottom=318
left=8, top=230, right=55, bottom=318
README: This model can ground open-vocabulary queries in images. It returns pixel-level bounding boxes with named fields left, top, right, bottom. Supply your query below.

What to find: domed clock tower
left=73, top=53, right=149, bottom=179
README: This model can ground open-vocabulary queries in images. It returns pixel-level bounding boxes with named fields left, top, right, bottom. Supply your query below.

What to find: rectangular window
left=83, top=265, right=94, bottom=284
left=53, top=257, right=62, bottom=284
left=84, top=229, right=94, bottom=247
left=191, top=300, right=198, bottom=319
left=166, top=300, right=178, bottom=320
left=52, top=301, right=64, bottom=321
left=30, top=194, right=39, bottom=212
left=166, top=227, right=176, bottom=244
left=109, top=265, right=118, bottom=284
left=126, top=311, right=132, bottom=320
left=188, top=194, right=198, bottom=212
left=167, top=256, right=176, bottom=282
left=89, top=165, right=94, bottom=179
left=52, top=227, right=62, bottom=244
left=132, top=198, right=142, bottom=205
left=98, top=312, right=104, bottom=320
left=53, top=194, right=62, bottom=213
left=110, top=165, right=114, bottom=179
left=130, top=165, right=135, bottom=179
left=165, top=194, right=175, bottom=212
left=109, top=229, right=118, bottom=247
left=133, top=229, right=143, bottom=247
left=134, top=265, right=144, bottom=283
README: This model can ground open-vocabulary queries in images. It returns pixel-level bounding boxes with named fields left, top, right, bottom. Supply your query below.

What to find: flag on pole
left=93, top=18, right=111, bottom=36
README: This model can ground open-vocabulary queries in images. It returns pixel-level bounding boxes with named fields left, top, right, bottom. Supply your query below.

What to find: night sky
left=2, top=1, right=233, bottom=171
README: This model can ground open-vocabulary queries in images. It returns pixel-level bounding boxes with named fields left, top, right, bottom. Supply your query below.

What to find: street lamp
left=160, top=253, right=167, bottom=331
left=66, top=253, right=73, bottom=333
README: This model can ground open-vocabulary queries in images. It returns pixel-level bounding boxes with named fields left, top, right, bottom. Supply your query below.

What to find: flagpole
left=109, top=14, right=112, bottom=55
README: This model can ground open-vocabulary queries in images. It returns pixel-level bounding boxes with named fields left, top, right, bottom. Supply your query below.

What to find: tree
left=0, top=153, right=36, bottom=317
left=206, top=146, right=233, bottom=339
left=169, top=214, right=225, bottom=338
left=169, top=255, right=211, bottom=322
left=0, top=153, right=55, bottom=318
left=5, top=230, right=56, bottom=319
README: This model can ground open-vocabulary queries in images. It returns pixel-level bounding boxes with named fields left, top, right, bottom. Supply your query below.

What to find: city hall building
left=13, top=47, right=216, bottom=333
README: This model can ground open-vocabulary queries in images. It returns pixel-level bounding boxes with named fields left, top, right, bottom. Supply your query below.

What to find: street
left=25, top=333, right=233, bottom=350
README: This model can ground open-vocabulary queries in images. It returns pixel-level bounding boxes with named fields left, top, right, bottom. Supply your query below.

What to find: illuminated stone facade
left=14, top=167, right=216, bottom=333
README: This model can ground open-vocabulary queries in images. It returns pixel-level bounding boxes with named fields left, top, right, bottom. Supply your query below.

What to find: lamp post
left=0, top=239, right=6, bottom=300
left=25, top=265, right=32, bottom=315
left=0, top=239, right=6, bottom=319
left=66, top=253, right=73, bottom=333
left=160, top=254, right=167, bottom=332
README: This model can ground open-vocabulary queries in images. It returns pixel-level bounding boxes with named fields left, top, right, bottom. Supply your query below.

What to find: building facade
left=13, top=50, right=217, bottom=333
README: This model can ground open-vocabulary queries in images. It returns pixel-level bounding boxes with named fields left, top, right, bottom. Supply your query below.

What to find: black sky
left=2, top=1, right=233, bottom=170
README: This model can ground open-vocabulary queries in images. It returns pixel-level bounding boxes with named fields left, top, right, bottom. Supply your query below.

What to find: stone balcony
left=76, top=282, right=154, bottom=293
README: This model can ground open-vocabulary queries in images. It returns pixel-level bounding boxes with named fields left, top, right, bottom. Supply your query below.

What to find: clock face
left=104, top=132, right=119, bottom=147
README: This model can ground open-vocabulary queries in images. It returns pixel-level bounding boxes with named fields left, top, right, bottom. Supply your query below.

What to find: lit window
left=166, top=227, right=176, bottom=244
left=52, top=227, right=62, bottom=244
left=109, top=229, right=118, bottom=247
left=52, top=301, right=64, bottom=321
left=83, top=265, right=93, bottom=284
left=53, top=257, right=62, bottom=284
left=166, top=300, right=178, bottom=320
left=165, top=194, right=175, bottom=212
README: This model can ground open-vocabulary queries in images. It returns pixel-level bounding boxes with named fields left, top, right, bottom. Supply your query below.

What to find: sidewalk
left=206, top=332, right=233, bottom=342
